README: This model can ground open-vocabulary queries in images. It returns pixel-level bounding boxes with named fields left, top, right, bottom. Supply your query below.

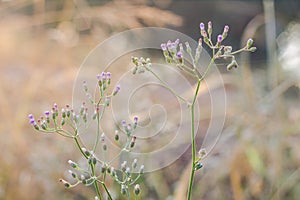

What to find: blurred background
left=0, top=0, right=300, bottom=199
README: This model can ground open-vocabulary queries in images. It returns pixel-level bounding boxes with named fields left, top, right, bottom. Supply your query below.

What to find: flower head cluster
left=160, top=39, right=184, bottom=66
left=131, top=57, right=152, bottom=74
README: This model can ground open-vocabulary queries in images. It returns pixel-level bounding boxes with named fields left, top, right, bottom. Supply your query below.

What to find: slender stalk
left=97, top=180, right=113, bottom=200
left=187, top=79, right=201, bottom=200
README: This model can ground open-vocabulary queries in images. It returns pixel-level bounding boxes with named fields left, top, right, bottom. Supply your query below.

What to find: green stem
left=187, top=79, right=201, bottom=200
left=98, top=181, right=113, bottom=200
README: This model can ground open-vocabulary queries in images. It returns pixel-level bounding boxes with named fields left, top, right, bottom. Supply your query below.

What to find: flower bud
left=249, top=47, right=257, bottom=52
left=207, top=21, right=212, bottom=36
left=113, top=84, right=121, bottom=96
left=59, top=179, right=70, bottom=188
left=246, top=38, right=253, bottom=49
left=101, top=163, right=106, bottom=173
left=139, top=165, right=144, bottom=174
left=198, top=148, right=207, bottom=159
left=121, top=185, right=127, bottom=195
left=68, top=160, right=77, bottom=169
left=226, top=59, right=239, bottom=71
left=121, top=161, right=127, bottom=172
left=68, top=170, right=77, bottom=179
left=126, top=167, right=131, bottom=175
left=185, top=42, right=192, bottom=55
left=130, top=136, right=136, bottom=148
left=194, top=162, right=203, bottom=170
left=83, top=81, right=88, bottom=92
left=132, top=158, right=138, bottom=169
left=82, top=148, right=91, bottom=157
left=134, top=184, right=140, bottom=195
left=92, top=157, right=97, bottom=165
left=114, top=130, right=119, bottom=141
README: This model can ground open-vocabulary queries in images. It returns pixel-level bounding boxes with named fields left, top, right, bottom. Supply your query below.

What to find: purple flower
left=113, top=84, right=121, bottom=96
left=208, top=21, right=212, bottom=29
left=199, top=22, right=205, bottom=30
left=161, top=43, right=167, bottom=51
left=224, top=25, right=229, bottom=33
left=116, top=84, right=120, bottom=91
left=101, top=72, right=106, bottom=80
left=176, top=51, right=183, bottom=58
left=121, top=120, right=127, bottom=127
left=44, top=111, right=50, bottom=117
left=134, top=116, right=138, bottom=123
left=29, top=118, right=35, bottom=125
left=28, top=114, right=34, bottom=119
left=96, top=74, right=101, bottom=81
left=167, top=41, right=172, bottom=49
left=174, top=39, right=180, bottom=45
left=106, top=72, right=111, bottom=79
left=217, top=35, right=223, bottom=42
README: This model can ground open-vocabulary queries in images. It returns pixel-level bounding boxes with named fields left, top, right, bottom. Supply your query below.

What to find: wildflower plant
left=29, top=21, right=255, bottom=199
left=131, top=21, right=256, bottom=199
left=29, top=72, right=143, bottom=200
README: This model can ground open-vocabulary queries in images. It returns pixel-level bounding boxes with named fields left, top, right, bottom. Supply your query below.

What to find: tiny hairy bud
left=83, top=148, right=91, bottom=157
left=227, top=59, right=239, bottom=71
left=139, top=165, right=144, bottom=174
left=121, top=185, right=127, bottom=195
left=132, top=158, right=138, bottom=169
left=59, top=179, right=70, bottom=188
left=68, top=160, right=77, bottom=168
left=101, top=163, right=106, bottom=173
left=134, top=184, right=140, bottom=195
left=249, top=47, right=257, bottom=52
left=121, top=161, right=127, bottom=172
left=92, top=157, right=97, bottom=165
left=68, top=170, right=77, bottom=179
left=114, top=130, right=119, bottom=141
left=246, top=38, right=254, bottom=49
left=198, top=148, right=207, bottom=158
left=207, top=21, right=212, bottom=36
left=194, top=162, right=203, bottom=170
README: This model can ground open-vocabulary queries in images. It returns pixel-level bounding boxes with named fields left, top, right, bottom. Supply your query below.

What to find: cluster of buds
left=194, top=148, right=206, bottom=171
left=131, top=57, right=152, bottom=74
left=160, top=39, right=184, bottom=66
left=108, top=158, right=143, bottom=196
left=199, top=21, right=229, bottom=48
left=97, top=72, right=111, bottom=91
left=116, top=116, right=139, bottom=150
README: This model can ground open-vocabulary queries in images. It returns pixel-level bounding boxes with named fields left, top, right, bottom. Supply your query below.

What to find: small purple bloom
left=96, top=74, right=101, bottom=81
left=224, top=25, right=229, bottom=33
left=161, top=43, right=167, bottom=51
left=134, top=116, right=138, bottom=123
left=217, top=35, right=223, bottom=42
left=44, top=111, right=50, bottom=117
left=28, top=114, right=34, bottom=119
left=106, top=72, right=111, bottom=79
left=121, top=120, right=127, bottom=127
left=199, top=22, right=205, bottom=30
left=208, top=21, right=212, bottom=29
left=167, top=41, right=172, bottom=49
left=116, top=84, right=120, bottom=91
left=29, top=118, right=35, bottom=125
left=101, top=72, right=106, bottom=80
left=176, top=51, right=183, bottom=58
left=174, top=39, right=180, bottom=45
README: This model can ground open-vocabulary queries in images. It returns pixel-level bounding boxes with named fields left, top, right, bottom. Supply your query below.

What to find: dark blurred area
left=0, top=0, right=300, bottom=199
